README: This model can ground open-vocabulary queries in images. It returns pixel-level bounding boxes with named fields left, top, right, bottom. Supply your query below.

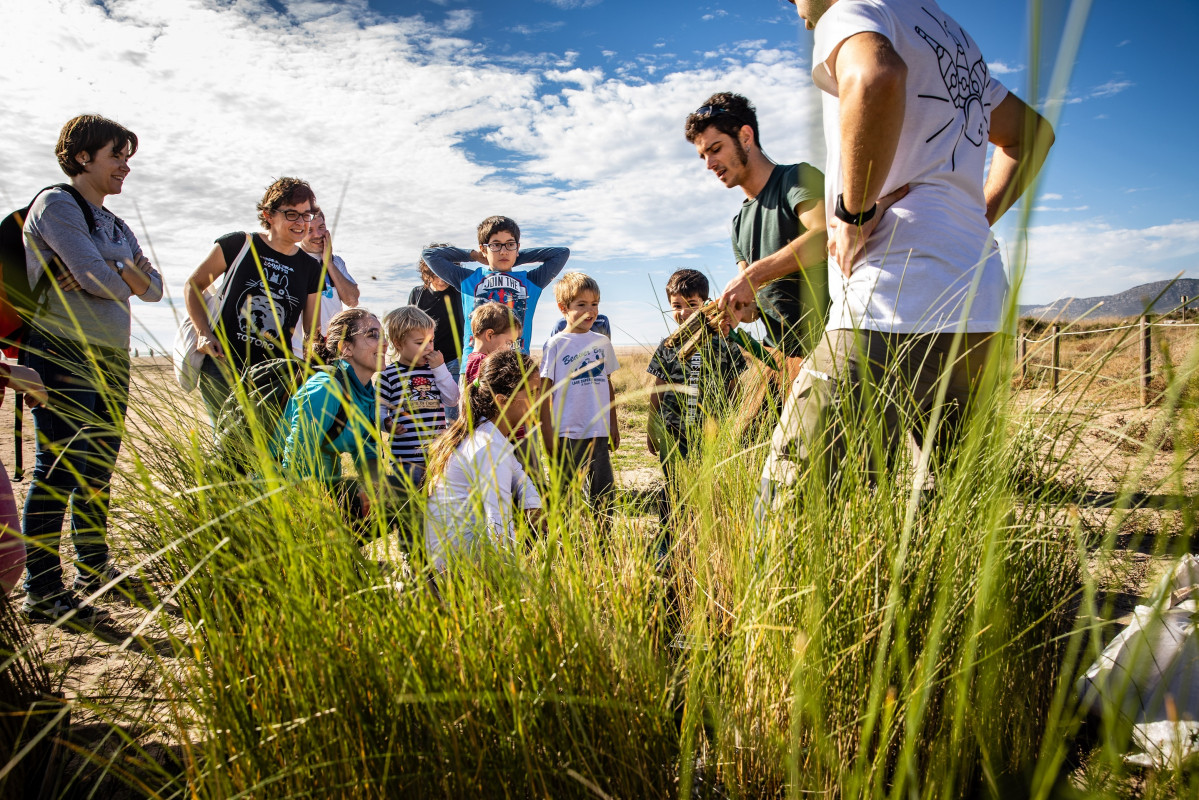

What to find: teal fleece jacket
left=277, top=360, right=379, bottom=481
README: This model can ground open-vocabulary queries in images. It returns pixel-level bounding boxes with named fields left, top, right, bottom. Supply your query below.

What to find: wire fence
left=1017, top=313, right=1199, bottom=406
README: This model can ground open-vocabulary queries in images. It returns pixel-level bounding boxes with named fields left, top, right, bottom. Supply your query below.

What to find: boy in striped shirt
left=378, top=306, right=461, bottom=484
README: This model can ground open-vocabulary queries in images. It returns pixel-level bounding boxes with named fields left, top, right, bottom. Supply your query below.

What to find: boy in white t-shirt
left=539, top=272, right=620, bottom=520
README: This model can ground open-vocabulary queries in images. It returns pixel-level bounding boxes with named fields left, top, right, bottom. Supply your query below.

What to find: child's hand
left=469, top=249, right=487, bottom=264
left=646, top=432, right=657, bottom=456
left=381, top=402, right=409, bottom=434
left=609, top=427, right=621, bottom=452
left=426, top=349, right=445, bottom=369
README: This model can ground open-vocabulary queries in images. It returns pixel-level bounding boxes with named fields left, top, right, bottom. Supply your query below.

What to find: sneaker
left=23, top=589, right=106, bottom=625
left=73, top=563, right=143, bottom=597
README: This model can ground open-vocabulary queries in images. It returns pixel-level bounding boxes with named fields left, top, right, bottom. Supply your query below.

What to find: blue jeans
left=22, top=331, right=130, bottom=594
left=443, top=358, right=460, bottom=422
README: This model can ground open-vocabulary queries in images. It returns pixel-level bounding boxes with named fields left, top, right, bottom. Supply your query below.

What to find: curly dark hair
left=256, top=177, right=317, bottom=230
left=477, top=216, right=520, bottom=246
left=683, top=92, right=760, bottom=149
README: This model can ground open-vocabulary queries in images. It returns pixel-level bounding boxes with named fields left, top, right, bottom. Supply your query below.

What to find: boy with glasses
left=421, top=215, right=569, bottom=376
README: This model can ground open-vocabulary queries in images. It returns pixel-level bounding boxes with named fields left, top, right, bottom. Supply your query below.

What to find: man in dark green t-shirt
left=684, top=92, right=830, bottom=358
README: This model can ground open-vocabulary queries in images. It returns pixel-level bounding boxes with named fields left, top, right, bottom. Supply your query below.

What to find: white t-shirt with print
left=424, top=421, right=542, bottom=570
left=539, top=330, right=620, bottom=440
left=291, top=253, right=357, bottom=356
left=813, top=0, right=1010, bottom=334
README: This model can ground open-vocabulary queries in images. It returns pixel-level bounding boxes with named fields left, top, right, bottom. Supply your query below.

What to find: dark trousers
left=198, top=355, right=235, bottom=425
left=22, top=331, right=129, bottom=594
left=555, top=437, right=615, bottom=519
left=656, top=431, right=691, bottom=536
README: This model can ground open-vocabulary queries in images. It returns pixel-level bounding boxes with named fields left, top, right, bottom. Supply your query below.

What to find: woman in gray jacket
left=20, top=114, right=163, bottom=624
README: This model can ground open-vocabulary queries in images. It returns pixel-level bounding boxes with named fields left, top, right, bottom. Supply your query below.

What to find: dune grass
left=1, top=309, right=1197, bottom=797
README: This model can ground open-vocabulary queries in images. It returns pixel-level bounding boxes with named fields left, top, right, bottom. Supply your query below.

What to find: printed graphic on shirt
left=914, top=5, right=991, bottom=169
left=685, top=351, right=702, bottom=426
left=561, top=348, right=608, bottom=385
left=473, top=272, right=529, bottom=348
left=404, top=374, right=442, bottom=410
left=233, top=258, right=297, bottom=345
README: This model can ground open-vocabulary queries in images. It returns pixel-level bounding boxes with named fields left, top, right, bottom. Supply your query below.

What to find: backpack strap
left=19, top=184, right=100, bottom=320
left=50, top=183, right=98, bottom=234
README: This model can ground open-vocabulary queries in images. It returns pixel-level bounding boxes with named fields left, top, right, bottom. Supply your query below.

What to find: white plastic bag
left=1078, top=555, right=1199, bottom=769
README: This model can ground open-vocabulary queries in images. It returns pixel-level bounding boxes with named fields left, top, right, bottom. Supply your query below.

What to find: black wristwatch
left=834, top=193, right=877, bottom=226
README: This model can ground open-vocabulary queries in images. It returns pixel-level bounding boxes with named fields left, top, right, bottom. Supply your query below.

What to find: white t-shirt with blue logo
left=540, top=330, right=620, bottom=440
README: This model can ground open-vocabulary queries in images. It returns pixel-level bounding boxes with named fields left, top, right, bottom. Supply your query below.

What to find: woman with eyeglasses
left=184, top=177, right=322, bottom=422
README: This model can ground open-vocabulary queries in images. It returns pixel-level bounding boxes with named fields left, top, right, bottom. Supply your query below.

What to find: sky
left=2, top=0, right=1196, bottom=350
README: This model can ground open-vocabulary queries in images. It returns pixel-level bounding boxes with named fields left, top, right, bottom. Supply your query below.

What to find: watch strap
left=835, top=193, right=877, bottom=226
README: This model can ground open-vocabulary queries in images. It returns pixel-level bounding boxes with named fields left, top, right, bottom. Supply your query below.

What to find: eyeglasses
left=351, top=329, right=382, bottom=341
left=484, top=241, right=520, bottom=252
left=274, top=209, right=317, bottom=223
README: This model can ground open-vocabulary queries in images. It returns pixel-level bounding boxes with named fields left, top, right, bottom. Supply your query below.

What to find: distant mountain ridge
left=1019, top=278, right=1199, bottom=322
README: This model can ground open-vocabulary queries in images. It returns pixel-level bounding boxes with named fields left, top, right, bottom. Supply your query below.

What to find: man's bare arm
left=718, top=199, right=827, bottom=313
left=825, top=31, right=907, bottom=272
left=984, top=92, right=1055, bottom=225
left=832, top=32, right=907, bottom=214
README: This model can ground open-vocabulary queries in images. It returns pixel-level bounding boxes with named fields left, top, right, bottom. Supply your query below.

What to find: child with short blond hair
left=539, top=272, right=620, bottom=516
left=377, top=306, right=460, bottom=480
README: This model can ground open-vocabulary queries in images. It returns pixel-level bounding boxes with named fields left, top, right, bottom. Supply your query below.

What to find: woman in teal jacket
left=277, top=308, right=385, bottom=505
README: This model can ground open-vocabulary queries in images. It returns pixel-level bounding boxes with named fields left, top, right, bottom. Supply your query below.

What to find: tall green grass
left=3, top=294, right=1197, bottom=798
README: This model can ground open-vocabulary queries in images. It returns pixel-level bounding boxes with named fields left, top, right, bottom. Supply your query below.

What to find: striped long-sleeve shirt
left=377, top=361, right=461, bottom=467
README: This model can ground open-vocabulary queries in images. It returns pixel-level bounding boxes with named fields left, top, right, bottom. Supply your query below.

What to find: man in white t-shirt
left=291, top=210, right=360, bottom=357
left=759, top=0, right=1055, bottom=509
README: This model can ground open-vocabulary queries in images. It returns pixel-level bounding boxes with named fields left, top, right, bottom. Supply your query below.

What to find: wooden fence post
left=1140, top=314, right=1152, bottom=407
left=1018, top=334, right=1027, bottom=381
left=1183, top=295, right=1190, bottom=323
left=1050, top=325, right=1061, bottom=391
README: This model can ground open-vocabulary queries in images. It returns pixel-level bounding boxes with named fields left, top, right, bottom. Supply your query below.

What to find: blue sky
left=1, top=0, right=1195, bottom=349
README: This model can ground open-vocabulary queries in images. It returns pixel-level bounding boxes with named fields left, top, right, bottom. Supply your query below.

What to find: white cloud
left=1043, top=77, right=1134, bottom=108
left=0, top=0, right=824, bottom=348
left=442, top=8, right=474, bottom=33
left=1090, top=79, right=1133, bottom=98
left=537, top=0, right=602, bottom=7
left=1030, top=205, right=1090, bottom=212
left=702, top=10, right=728, bottom=21
left=987, top=60, right=1024, bottom=75
left=511, top=20, right=567, bottom=35
left=1012, top=220, right=1199, bottom=304
left=1040, top=193, right=1063, bottom=200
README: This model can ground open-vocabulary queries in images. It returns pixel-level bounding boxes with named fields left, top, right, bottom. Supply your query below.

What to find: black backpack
left=0, top=184, right=96, bottom=357
left=212, top=358, right=351, bottom=470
